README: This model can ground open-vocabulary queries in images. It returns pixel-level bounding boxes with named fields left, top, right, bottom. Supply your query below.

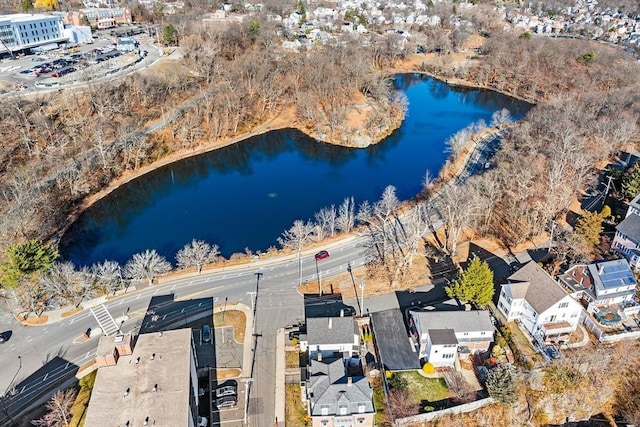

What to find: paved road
left=0, top=238, right=365, bottom=426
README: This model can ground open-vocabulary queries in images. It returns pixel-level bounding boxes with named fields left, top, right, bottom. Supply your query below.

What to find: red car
left=314, top=250, right=330, bottom=260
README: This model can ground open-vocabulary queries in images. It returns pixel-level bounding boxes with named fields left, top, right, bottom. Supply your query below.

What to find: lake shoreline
left=56, top=69, right=531, bottom=261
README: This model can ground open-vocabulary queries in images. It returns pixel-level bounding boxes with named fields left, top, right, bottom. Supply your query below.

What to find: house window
left=357, top=418, right=365, bottom=424
left=321, top=407, right=328, bottom=416
left=559, top=302, right=569, bottom=309
left=480, top=332, right=486, bottom=335
left=321, top=421, right=329, bottom=427
left=339, top=406, right=348, bottom=415
left=443, top=353, right=455, bottom=359
left=463, top=332, right=468, bottom=336
left=358, top=405, right=365, bottom=413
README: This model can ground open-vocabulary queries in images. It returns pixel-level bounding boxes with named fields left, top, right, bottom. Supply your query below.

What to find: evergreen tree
left=445, top=256, right=494, bottom=307
left=575, top=210, right=603, bottom=246
left=486, top=368, right=517, bottom=404
left=622, top=163, right=640, bottom=200
left=0, top=239, right=58, bottom=289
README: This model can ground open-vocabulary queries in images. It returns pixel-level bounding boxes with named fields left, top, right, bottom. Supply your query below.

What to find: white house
left=0, top=14, right=66, bottom=54
left=558, top=258, right=637, bottom=314
left=612, top=193, right=640, bottom=269
left=300, top=316, right=359, bottom=359
left=407, top=310, right=494, bottom=367
left=498, top=261, right=583, bottom=345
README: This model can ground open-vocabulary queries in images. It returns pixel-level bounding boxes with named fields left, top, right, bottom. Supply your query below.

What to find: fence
left=395, top=397, right=495, bottom=425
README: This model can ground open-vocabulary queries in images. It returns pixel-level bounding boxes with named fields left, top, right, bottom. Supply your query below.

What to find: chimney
left=347, top=377, right=352, bottom=386
left=340, top=309, right=344, bottom=317
left=318, top=353, right=322, bottom=362
left=328, top=318, right=332, bottom=329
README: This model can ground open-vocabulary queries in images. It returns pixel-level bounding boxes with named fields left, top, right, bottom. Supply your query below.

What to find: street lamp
left=222, top=297, right=228, bottom=323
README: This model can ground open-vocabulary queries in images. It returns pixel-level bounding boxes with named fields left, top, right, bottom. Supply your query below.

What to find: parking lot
left=190, top=317, right=246, bottom=427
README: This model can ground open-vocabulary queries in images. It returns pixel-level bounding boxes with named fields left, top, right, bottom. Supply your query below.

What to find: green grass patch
left=394, top=371, right=449, bottom=404
left=285, top=384, right=308, bottom=426
left=372, top=379, right=387, bottom=424
left=69, top=370, right=97, bottom=427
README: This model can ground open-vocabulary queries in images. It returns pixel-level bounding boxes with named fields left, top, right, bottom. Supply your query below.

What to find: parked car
left=202, top=324, right=211, bottom=344
left=215, top=380, right=237, bottom=398
left=215, top=396, right=237, bottom=409
left=314, top=250, right=330, bottom=260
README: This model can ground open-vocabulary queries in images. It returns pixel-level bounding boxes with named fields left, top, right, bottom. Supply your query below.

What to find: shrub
left=291, top=337, right=298, bottom=346
left=422, top=363, right=435, bottom=374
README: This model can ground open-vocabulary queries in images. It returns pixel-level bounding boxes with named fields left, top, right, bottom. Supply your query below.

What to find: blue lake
left=60, top=74, right=531, bottom=266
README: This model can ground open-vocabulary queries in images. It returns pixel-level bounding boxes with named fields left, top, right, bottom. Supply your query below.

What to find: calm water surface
left=60, top=74, right=531, bottom=266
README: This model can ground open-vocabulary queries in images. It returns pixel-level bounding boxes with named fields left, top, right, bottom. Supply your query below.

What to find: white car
left=197, top=416, right=208, bottom=427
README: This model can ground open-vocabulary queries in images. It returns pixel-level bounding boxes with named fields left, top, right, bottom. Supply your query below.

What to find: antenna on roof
left=123, top=387, right=130, bottom=397
left=136, top=357, right=140, bottom=364
left=153, top=384, right=157, bottom=392
left=150, top=353, right=155, bottom=360
left=143, top=416, right=149, bottom=426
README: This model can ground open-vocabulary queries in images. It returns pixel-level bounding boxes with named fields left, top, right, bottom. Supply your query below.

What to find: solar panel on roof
left=599, top=262, right=636, bottom=288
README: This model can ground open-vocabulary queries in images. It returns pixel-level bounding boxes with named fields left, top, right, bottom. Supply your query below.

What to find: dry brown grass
left=215, top=368, right=242, bottom=380
left=213, top=310, right=246, bottom=343
left=285, top=384, right=309, bottom=426
left=22, top=315, right=48, bottom=325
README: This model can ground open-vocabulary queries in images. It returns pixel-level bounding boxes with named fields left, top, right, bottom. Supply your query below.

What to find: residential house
left=612, top=193, right=640, bottom=268
left=63, top=8, right=132, bottom=29
left=497, top=261, right=583, bottom=345
left=305, top=355, right=374, bottom=427
left=558, top=258, right=638, bottom=314
left=407, top=309, right=494, bottom=367
left=300, top=315, right=359, bottom=359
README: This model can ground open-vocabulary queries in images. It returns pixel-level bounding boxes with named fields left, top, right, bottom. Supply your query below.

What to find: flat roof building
left=84, top=329, right=199, bottom=427
left=0, top=13, right=66, bottom=53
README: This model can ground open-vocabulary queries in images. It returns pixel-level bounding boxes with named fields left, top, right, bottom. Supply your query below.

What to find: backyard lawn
left=394, top=371, right=449, bottom=408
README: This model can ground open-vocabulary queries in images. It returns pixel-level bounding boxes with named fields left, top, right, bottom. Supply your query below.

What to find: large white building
left=0, top=13, right=66, bottom=54
left=498, top=261, right=583, bottom=345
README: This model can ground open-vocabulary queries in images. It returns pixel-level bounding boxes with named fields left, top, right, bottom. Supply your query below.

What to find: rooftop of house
left=308, top=357, right=374, bottom=416
left=427, top=328, right=459, bottom=345
left=304, top=293, right=356, bottom=318
left=505, top=261, right=571, bottom=314
left=616, top=212, right=640, bottom=243
left=409, top=309, right=494, bottom=334
left=84, top=328, right=193, bottom=427
left=305, top=316, right=358, bottom=346
left=588, top=259, right=637, bottom=293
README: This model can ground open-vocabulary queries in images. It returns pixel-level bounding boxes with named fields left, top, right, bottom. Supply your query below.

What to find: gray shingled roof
left=428, top=329, right=458, bottom=345
left=370, top=309, right=421, bottom=370
left=410, top=310, right=494, bottom=334
left=616, top=213, right=640, bottom=244
left=306, top=316, right=357, bottom=346
left=507, top=261, right=569, bottom=314
left=308, top=357, right=374, bottom=416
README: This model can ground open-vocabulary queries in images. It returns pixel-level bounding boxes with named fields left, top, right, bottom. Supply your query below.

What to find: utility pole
left=360, top=280, right=366, bottom=318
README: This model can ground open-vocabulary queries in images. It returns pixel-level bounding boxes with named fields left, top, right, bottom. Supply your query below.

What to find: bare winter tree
left=175, top=239, right=220, bottom=274
left=91, top=260, right=124, bottom=295
left=314, top=205, right=337, bottom=241
left=435, top=184, right=481, bottom=257
left=490, top=108, right=512, bottom=128
left=278, top=220, right=316, bottom=286
left=444, top=371, right=476, bottom=404
left=124, top=250, right=172, bottom=286
left=31, top=388, right=77, bottom=427
left=16, top=282, right=53, bottom=318
left=336, top=197, right=356, bottom=234
left=388, top=388, right=419, bottom=419
left=39, top=261, right=97, bottom=308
